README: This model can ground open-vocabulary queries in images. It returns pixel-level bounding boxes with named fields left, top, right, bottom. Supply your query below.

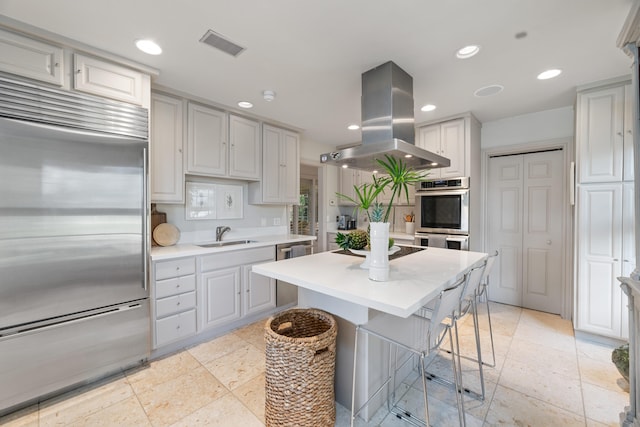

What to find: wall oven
left=415, top=177, right=470, bottom=250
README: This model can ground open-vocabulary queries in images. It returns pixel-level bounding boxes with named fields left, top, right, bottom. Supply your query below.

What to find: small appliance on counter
left=337, top=215, right=356, bottom=230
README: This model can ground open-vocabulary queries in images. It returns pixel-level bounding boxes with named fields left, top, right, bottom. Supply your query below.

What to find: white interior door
left=487, top=150, right=564, bottom=314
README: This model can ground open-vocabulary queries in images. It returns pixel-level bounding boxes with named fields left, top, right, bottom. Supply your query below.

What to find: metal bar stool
left=350, top=273, right=470, bottom=427
left=475, top=250, right=499, bottom=368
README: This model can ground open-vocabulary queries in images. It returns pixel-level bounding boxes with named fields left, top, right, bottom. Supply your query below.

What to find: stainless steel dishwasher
left=275, top=241, right=314, bottom=306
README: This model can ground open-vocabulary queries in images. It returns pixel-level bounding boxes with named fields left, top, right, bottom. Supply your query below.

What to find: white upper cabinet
left=417, top=118, right=466, bottom=178
left=73, top=54, right=144, bottom=105
left=186, top=103, right=227, bottom=176
left=0, top=29, right=64, bottom=86
left=249, top=124, right=299, bottom=205
left=228, top=114, right=260, bottom=180
left=150, top=93, right=184, bottom=203
left=576, top=84, right=631, bottom=183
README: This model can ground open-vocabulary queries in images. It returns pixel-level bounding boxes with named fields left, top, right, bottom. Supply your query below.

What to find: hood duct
left=320, top=61, right=449, bottom=171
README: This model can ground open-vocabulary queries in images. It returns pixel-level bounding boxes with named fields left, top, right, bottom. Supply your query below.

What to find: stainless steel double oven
left=414, top=177, right=469, bottom=250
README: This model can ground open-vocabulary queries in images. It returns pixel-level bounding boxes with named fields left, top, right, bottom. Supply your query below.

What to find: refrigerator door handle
left=142, top=147, right=149, bottom=291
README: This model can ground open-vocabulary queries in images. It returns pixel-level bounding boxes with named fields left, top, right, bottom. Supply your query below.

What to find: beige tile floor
left=0, top=302, right=629, bottom=426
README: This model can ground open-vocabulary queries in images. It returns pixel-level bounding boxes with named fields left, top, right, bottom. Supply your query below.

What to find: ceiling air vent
left=199, top=29, right=245, bottom=57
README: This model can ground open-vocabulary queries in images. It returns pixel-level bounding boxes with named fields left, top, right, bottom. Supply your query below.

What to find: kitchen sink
left=197, top=239, right=257, bottom=248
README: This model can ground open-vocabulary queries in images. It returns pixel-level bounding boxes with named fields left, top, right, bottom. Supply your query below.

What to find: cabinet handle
left=54, top=62, right=59, bottom=67
left=618, top=132, right=623, bottom=137
left=614, top=258, right=620, bottom=262
left=177, top=301, right=181, bottom=306
left=76, top=69, right=82, bottom=74
left=176, top=284, right=181, bottom=288
left=178, top=148, right=182, bottom=153
left=176, top=266, right=180, bottom=271
left=176, top=325, right=180, bottom=330
left=546, top=240, right=552, bottom=245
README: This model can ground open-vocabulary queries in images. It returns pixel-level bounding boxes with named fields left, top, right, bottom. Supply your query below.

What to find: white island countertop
left=253, top=246, right=487, bottom=320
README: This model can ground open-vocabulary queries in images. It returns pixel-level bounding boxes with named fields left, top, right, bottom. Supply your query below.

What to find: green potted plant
left=336, top=155, right=427, bottom=281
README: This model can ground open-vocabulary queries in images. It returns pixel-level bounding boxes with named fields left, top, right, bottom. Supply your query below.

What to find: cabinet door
left=577, top=86, right=625, bottom=183
left=417, top=125, right=441, bottom=177
left=229, top=114, right=260, bottom=180
left=622, top=182, right=635, bottom=338
left=199, top=267, right=241, bottom=330
left=243, top=263, right=275, bottom=315
left=576, top=184, right=623, bottom=337
left=74, top=54, right=144, bottom=105
left=624, top=84, right=634, bottom=182
left=187, top=103, right=227, bottom=176
left=0, top=29, right=64, bottom=86
left=261, top=125, right=282, bottom=203
left=150, top=93, right=184, bottom=203
left=282, top=130, right=300, bottom=204
left=439, top=119, right=466, bottom=178
left=338, top=168, right=358, bottom=205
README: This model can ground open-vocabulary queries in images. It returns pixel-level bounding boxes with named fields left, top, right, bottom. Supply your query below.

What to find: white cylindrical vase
left=369, top=222, right=390, bottom=281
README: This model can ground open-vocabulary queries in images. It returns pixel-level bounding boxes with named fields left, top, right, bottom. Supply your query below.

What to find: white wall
left=481, top=106, right=574, bottom=148
left=155, top=176, right=286, bottom=237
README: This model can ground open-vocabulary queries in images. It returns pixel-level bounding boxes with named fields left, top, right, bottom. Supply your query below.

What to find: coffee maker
left=338, top=215, right=351, bottom=230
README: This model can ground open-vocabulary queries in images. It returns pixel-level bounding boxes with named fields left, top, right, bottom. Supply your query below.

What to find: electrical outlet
left=273, top=217, right=281, bottom=226
left=261, top=218, right=267, bottom=227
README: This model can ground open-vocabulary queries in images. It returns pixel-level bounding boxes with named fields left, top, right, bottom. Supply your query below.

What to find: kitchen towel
left=290, top=245, right=308, bottom=258
left=427, top=234, right=447, bottom=249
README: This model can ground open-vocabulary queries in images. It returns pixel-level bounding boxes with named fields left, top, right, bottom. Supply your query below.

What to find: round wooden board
left=153, top=223, right=180, bottom=246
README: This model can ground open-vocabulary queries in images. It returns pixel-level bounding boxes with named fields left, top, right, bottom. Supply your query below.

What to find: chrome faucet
left=216, top=226, right=231, bottom=241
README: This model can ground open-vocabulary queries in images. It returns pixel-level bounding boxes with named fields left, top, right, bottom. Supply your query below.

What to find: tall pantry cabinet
left=575, top=81, right=634, bottom=339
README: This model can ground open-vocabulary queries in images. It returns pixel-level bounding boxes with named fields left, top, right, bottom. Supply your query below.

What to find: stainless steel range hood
left=320, top=61, right=450, bottom=171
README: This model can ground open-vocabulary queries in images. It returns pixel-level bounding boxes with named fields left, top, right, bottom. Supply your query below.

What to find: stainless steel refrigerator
left=0, top=73, right=150, bottom=414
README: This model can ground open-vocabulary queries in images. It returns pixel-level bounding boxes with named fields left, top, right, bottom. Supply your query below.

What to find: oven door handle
left=416, top=189, right=469, bottom=196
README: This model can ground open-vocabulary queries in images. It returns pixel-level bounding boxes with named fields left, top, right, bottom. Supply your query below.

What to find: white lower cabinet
left=200, top=266, right=242, bottom=329
left=198, top=246, right=276, bottom=332
left=152, top=257, right=197, bottom=349
left=575, top=182, right=634, bottom=339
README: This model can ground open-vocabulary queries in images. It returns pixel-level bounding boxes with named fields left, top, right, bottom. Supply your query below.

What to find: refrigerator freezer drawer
left=155, top=275, right=196, bottom=299
left=155, top=309, right=197, bottom=348
left=0, top=299, right=150, bottom=415
left=156, top=291, right=197, bottom=318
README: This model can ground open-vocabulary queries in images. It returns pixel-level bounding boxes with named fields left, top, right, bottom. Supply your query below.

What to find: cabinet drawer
left=200, top=246, right=274, bottom=271
left=155, top=275, right=196, bottom=299
left=155, top=258, right=196, bottom=280
left=155, top=309, right=196, bottom=348
left=156, top=291, right=196, bottom=318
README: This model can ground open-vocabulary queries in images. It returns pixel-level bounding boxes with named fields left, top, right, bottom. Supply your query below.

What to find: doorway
left=290, top=164, right=319, bottom=252
left=486, top=149, right=565, bottom=314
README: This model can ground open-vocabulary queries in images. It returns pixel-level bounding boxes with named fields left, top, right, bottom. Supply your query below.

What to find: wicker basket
left=264, top=308, right=337, bottom=427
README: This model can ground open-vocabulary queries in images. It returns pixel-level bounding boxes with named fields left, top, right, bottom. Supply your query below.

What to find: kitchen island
left=253, top=246, right=488, bottom=416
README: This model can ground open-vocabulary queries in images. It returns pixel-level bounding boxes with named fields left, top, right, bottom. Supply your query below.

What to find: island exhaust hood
left=320, top=61, right=450, bottom=171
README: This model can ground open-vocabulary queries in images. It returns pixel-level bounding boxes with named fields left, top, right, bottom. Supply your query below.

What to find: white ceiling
left=0, top=0, right=634, bottom=147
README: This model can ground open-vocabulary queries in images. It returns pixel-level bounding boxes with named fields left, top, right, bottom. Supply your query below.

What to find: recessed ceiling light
left=263, top=90, right=275, bottom=101
left=404, top=154, right=413, bottom=158
left=456, top=45, right=480, bottom=59
left=537, top=69, right=562, bottom=80
left=372, top=170, right=378, bottom=174
left=342, top=164, right=349, bottom=169
left=238, top=101, right=253, bottom=108
left=421, top=104, right=436, bottom=112
left=135, top=39, right=162, bottom=55
left=430, top=162, right=438, bottom=166
left=474, top=84, right=504, bottom=97
left=347, top=124, right=360, bottom=130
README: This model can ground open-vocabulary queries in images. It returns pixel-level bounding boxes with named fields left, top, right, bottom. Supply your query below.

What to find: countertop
left=252, top=246, right=487, bottom=319
left=150, top=234, right=316, bottom=261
